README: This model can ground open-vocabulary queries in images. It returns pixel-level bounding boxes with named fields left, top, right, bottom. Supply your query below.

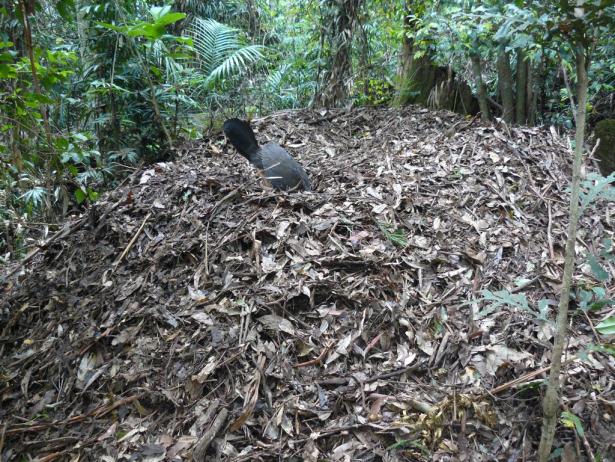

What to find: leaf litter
left=1, top=106, right=614, bottom=461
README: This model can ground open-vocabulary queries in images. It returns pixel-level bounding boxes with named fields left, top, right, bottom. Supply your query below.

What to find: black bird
left=223, top=118, right=311, bottom=192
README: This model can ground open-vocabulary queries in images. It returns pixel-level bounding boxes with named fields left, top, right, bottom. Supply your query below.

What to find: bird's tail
left=223, top=118, right=259, bottom=159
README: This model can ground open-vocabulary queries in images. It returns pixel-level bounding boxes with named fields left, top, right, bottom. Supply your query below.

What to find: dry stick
left=5, top=395, right=141, bottom=436
left=0, top=423, right=6, bottom=456
left=547, top=202, right=555, bottom=261
left=581, top=310, right=601, bottom=343
left=38, top=452, right=65, bottom=462
left=580, top=427, right=597, bottom=462
left=3, top=198, right=123, bottom=282
left=112, top=212, right=152, bottom=269
left=201, top=187, right=242, bottom=280
left=486, top=365, right=552, bottom=397
left=293, top=342, right=333, bottom=368
left=192, top=408, right=229, bottom=462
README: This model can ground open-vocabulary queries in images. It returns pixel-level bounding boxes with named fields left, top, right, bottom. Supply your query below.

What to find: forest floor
left=1, top=106, right=614, bottom=461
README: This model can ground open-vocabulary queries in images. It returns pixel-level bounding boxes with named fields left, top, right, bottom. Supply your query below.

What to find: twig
left=365, top=363, right=422, bottom=383
left=581, top=310, right=601, bottom=343
left=580, top=426, right=597, bottom=462
left=5, top=395, right=141, bottom=436
left=510, top=275, right=541, bottom=294
left=486, top=365, right=551, bottom=397
left=293, top=342, right=333, bottom=368
left=0, top=423, right=6, bottom=456
left=192, top=407, right=229, bottom=462
left=197, top=187, right=242, bottom=284
left=547, top=202, right=555, bottom=260
left=112, top=212, right=151, bottom=270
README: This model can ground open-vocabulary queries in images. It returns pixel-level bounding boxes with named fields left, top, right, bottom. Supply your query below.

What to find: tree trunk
left=471, top=52, right=490, bottom=122
left=537, top=43, right=588, bottom=462
left=496, top=47, right=514, bottom=123
left=515, top=49, right=527, bottom=124
left=246, top=0, right=261, bottom=39
left=536, top=54, right=546, bottom=123
left=18, top=0, right=54, bottom=193
left=76, top=1, right=88, bottom=63
left=527, top=60, right=536, bottom=125
left=394, top=3, right=415, bottom=105
left=394, top=2, right=477, bottom=115
left=314, top=0, right=361, bottom=107
left=357, top=9, right=370, bottom=97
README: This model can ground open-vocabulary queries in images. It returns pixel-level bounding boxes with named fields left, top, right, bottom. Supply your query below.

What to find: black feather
left=223, top=118, right=260, bottom=163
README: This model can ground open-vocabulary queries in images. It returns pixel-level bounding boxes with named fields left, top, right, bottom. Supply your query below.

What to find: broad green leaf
left=156, top=12, right=186, bottom=27
left=74, top=188, right=87, bottom=204
left=588, top=254, right=610, bottom=282
left=560, top=411, right=585, bottom=438
left=596, top=317, right=615, bottom=335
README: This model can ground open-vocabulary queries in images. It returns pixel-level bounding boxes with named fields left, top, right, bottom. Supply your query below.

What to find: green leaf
left=55, top=137, right=69, bottom=150
left=0, top=63, right=17, bottom=78
left=56, top=0, right=75, bottom=21
left=74, top=188, right=87, bottom=204
left=376, top=221, right=408, bottom=247
left=88, top=188, right=99, bottom=202
left=156, top=12, right=186, bottom=27
left=596, top=317, right=615, bottom=335
left=560, top=411, right=585, bottom=438
left=96, top=21, right=126, bottom=33
left=588, top=254, right=610, bottom=282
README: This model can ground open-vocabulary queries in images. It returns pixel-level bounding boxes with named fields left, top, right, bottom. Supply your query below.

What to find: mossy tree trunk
left=394, top=1, right=436, bottom=106
left=395, top=1, right=477, bottom=114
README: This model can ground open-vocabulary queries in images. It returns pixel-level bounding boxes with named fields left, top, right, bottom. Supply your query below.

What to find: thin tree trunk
left=496, top=47, right=514, bottom=123
left=537, top=43, right=588, bottom=462
left=515, top=49, right=527, bottom=124
left=526, top=60, right=535, bottom=125
left=536, top=54, right=546, bottom=122
left=315, top=0, right=361, bottom=107
left=19, top=0, right=54, bottom=195
left=471, top=52, right=490, bottom=121
left=394, top=1, right=416, bottom=106
left=357, top=9, right=370, bottom=97
left=76, top=1, right=88, bottom=63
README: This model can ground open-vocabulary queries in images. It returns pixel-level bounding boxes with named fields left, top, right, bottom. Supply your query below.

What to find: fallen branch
left=293, top=342, right=333, bottom=368
left=112, top=212, right=152, bottom=270
left=5, top=395, right=141, bottom=436
left=192, top=407, right=229, bottom=462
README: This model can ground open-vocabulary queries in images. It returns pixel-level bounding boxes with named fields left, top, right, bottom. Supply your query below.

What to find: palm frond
left=189, top=18, right=265, bottom=83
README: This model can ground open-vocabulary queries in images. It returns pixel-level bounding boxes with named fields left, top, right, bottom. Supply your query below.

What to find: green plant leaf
left=588, top=254, right=610, bottom=282
left=560, top=411, right=585, bottom=438
left=74, top=188, right=87, bottom=204
left=596, top=317, right=615, bottom=335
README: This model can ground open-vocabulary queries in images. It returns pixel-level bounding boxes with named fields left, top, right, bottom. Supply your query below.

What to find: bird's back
left=259, top=142, right=311, bottom=191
